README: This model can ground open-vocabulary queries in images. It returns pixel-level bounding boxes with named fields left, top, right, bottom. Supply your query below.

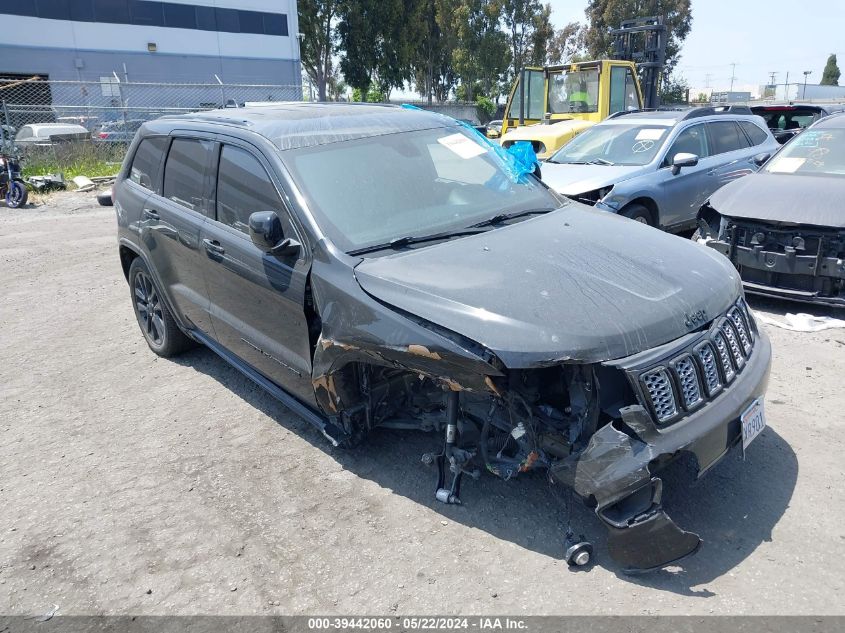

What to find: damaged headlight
left=571, top=186, right=613, bottom=207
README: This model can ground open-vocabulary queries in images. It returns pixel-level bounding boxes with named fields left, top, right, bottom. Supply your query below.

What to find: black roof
left=158, top=102, right=457, bottom=151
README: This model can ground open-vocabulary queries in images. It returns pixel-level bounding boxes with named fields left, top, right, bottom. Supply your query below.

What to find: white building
left=0, top=1, right=300, bottom=85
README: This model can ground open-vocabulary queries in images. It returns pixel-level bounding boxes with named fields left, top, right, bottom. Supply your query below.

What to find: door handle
left=143, top=208, right=160, bottom=220
left=202, top=238, right=225, bottom=256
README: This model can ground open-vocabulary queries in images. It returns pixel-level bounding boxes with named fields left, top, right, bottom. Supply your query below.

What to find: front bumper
left=552, top=329, right=772, bottom=572
left=708, top=239, right=845, bottom=308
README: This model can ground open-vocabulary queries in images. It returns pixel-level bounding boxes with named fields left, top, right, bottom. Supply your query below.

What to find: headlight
left=571, top=186, right=613, bottom=206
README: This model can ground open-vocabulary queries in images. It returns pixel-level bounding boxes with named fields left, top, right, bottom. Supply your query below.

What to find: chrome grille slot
left=713, top=331, right=736, bottom=381
left=641, top=367, right=678, bottom=423
left=738, top=298, right=754, bottom=342
left=673, top=355, right=703, bottom=409
left=728, top=308, right=752, bottom=355
left=695, top=342, right=722, bottom=396
left=721, top=321, right=746, bottom=368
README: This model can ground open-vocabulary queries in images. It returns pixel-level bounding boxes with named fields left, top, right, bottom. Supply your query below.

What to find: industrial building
left=0, top=1, right=301, bottom=84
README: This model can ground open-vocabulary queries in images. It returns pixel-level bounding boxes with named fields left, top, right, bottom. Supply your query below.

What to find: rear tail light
left=98, top=132, right=109, bottom=139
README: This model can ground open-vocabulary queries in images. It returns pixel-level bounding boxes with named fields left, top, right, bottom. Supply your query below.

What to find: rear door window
left=129, top=136, right=169, bottom=193
left=707, top=121, right=751, bottom=155
left=162, top=138, right=213, bottom=213
left=738, top=121, right=769, bottom=146
left=216, top=145, right=282, bottom=234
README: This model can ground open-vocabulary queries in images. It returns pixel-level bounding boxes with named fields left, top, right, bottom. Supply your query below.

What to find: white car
left=14, top=123, right=90, bottom=146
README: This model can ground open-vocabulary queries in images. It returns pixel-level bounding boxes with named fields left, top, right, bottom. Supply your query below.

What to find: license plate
left=741, top=398, right=766, bottom=451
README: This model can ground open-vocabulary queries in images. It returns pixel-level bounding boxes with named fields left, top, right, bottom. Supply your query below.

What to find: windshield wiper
left=348, top=228, right=485, bottom=256
left=587, top=158, right=615, bottom=166
left=471, top=206, right=558, bottom=228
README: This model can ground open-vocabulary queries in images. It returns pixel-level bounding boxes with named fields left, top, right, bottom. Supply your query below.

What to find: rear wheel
left=128, top=258, right=193, bottom=357
left=6, top=181, right=28, bottom=208
left=621, top=203, right=654, bottom=226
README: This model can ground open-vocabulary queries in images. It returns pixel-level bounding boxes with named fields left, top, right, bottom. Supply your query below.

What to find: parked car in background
left=114, top=104, right=771, bottom=572
left=540, top=106, right=779, bottom=232
left=486, top=119, right=503, bottom=138
left=751, top=104, right=845, bottom=144
left=95, top=119, right=147, bottom=144
left=697, top=112, right=845, bottom=308
left=14, top=123, right=90, bottom=147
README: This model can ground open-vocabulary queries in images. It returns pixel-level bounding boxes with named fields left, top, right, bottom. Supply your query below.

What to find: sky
left=546, top=0, right=845, bottom=97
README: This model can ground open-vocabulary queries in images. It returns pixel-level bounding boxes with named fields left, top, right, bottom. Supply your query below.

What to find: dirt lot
left=1, top=192, right=843, bottom=616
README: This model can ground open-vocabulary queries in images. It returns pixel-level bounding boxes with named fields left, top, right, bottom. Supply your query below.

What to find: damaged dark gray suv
left=114, top=104, right=772, bottom=572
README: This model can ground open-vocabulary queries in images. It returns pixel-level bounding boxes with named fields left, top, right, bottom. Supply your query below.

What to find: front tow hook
left=597, top=478, right=702, bottom=574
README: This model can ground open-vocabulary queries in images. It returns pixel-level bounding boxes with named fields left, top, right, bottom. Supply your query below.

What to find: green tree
left=413, top=0, right=458, bottom=103
left=660, top=73, right=689, bottom=104
left=337, top=0, right=423, bottom=98
left=545, top=21, right=584, bottom=65
left=582, top=0, right=692, bottom=76
left=821, top=54, right=841, bottom=86
left=298, top=1, right=339, bottom=102
left=500, top=0, right=554, bottom=79
left=441, top=0, right=510, bottom=101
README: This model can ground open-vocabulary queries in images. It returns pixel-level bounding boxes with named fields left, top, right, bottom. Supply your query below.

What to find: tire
left=128, top=258, right=193, bottom=357
left=621, top=203, right=654, bottom=226
left=6, top=181, right=28, bottom=208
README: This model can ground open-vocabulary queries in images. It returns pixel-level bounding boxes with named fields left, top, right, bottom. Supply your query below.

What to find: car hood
left=353, top=205, right=741, bottom=368
left=710, top=172, right=845, bottom=228
left=541, top=163, right=646, bottom=196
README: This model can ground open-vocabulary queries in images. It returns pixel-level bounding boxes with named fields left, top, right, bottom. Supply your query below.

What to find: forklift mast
left=610, top=16, right=667, bottom=110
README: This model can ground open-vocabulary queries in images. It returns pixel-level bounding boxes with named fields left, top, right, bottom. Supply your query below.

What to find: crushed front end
left=704, top=215, right=845, bottom=308
left=553, top=297, right=771, bottom=571
left=310, top=284, right=771, bottom=572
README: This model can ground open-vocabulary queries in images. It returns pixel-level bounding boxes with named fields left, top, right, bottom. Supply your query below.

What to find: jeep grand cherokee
left=114, top=103, right=772, bottom=572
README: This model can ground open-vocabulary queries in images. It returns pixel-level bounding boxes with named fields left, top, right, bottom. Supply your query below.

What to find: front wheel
left=621, top=203, right=654, bottom=226
left=6, top=181, right=28, bottom=208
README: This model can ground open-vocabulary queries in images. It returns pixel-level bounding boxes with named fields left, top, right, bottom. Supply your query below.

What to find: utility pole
left=729, top=63, right=737, bottom=92
left=784, top=71, right=789, bottom=100
left=803, top=70, right=812, bottom=100
left=768, top=71, right=777, bottom=85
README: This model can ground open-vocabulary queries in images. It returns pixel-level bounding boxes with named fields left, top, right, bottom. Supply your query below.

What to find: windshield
left=548, top=68, right=600, bottom=114
left=765, top=128, right=845, bottom=177
left=548, top=123, right=671, bottom=166
left=283, top=127, right=561, bottom=253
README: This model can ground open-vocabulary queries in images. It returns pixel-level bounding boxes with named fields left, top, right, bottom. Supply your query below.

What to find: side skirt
left=191, top=330, right=350, bottom=447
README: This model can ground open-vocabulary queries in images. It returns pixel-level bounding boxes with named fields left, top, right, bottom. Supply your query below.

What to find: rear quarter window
left=738, top=121, right=769, bottom=146
left=129, top=136, right=169, bottom=193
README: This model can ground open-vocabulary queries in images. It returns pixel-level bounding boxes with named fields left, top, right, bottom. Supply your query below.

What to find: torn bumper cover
left=552, top=330, right=771, bottom=572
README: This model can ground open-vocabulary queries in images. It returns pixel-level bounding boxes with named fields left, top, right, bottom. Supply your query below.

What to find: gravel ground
left=1, top=192, right=843, bottom=616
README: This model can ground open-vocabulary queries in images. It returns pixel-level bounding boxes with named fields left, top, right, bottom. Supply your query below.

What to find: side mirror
left=671, top=152, right=699, bottom=175
left=248, top=211, right=300, bottom=256
left=753, top=152, right=771, bottom=167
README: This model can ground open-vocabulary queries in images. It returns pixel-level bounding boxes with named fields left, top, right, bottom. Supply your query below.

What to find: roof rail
left=606, top=108, right=662, bottom=119
left=681, top=105, right=753, bottom=120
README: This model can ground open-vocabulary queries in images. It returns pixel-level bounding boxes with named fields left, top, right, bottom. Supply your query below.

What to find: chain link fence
left=0, top=76, right=301, bottom=177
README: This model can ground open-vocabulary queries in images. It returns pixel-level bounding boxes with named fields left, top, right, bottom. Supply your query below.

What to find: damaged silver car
left=697, top=112, right=845, bottom=307
left=114, top=103, right=772, bottom=573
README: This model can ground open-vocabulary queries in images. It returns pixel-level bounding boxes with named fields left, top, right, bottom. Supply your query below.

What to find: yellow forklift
left=498, top=17, right=667, bottom=159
